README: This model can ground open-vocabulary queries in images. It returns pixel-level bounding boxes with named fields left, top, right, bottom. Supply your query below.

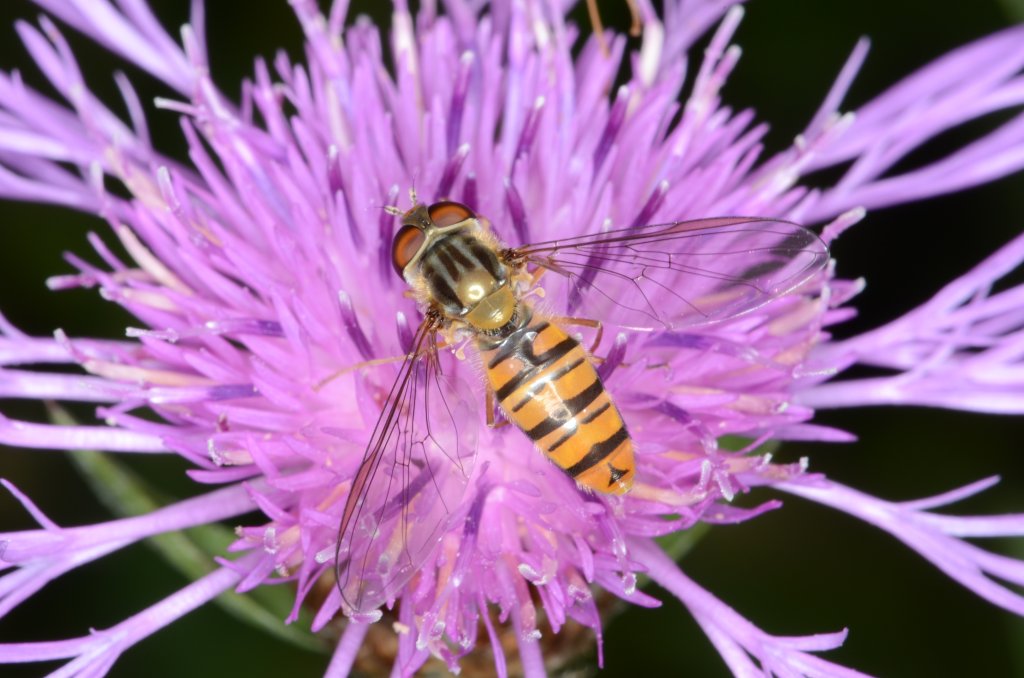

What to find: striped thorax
left=393, top=201, right=515, bottom=332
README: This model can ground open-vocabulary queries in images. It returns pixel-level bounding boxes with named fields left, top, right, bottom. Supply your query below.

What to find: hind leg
left=485, top=388, right=511, bottom=429
left=549, top=316, right=604, bottom=354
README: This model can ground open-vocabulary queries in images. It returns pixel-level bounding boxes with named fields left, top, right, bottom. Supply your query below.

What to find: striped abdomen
left=478, top=312, right=634, bottom=494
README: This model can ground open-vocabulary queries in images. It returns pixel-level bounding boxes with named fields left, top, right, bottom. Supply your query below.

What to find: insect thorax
left=417, top=231, right=516, bottom=331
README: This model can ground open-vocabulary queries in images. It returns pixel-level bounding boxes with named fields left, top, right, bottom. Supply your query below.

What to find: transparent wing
left=515, top=217, right=829, bottom=331
left=335, top=314, right=477, bottom=616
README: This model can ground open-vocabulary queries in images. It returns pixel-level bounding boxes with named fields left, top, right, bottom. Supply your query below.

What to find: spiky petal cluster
left=2, top=1, right=1024, bottom=676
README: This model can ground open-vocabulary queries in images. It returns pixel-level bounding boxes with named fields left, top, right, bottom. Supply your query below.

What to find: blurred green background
left=1, top=1, right=1023, bottom=676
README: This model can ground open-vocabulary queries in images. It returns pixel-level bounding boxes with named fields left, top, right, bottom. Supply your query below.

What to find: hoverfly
left=334, top=195, right=828, bottom=616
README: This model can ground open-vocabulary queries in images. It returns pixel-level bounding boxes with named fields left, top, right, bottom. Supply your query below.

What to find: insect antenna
left=380, top=186, right=421, bottom=216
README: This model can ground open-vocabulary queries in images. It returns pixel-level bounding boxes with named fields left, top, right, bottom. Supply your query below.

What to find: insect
left=334, top=195, right=829, bottom=616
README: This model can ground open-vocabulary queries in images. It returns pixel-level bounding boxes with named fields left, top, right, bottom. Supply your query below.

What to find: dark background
left=1, top=1, right=1023, bottom=676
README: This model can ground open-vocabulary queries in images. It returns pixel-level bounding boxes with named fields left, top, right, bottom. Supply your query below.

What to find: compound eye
left=428, top=201, right=475, bottom=228
left=391, top=224, right=425, bottom=276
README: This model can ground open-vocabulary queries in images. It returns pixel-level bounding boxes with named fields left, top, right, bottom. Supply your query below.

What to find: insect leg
left=527, top=264, right=549, bottom=289
left=585, top=0, right=642, bottom=57
left=485, top=389, right=495, bottom=428
left=485, top=388, right=510, bottom=429
left=626, top=0, right=642, bottom=35
left=585, top=0, right=610, bottom=56
left=548, top=316, right=604, bottom=354
left=315, top=339, right=452, bottom=392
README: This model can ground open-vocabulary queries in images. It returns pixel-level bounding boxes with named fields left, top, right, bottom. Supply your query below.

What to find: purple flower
left=1, top=1, right=1024, bottom=676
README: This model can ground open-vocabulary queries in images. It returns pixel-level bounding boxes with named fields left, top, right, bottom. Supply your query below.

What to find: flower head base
left=1, top=1, right=1024, bottom=676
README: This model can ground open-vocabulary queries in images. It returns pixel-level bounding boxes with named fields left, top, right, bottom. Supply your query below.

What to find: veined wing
left=335, top=312, right=477, bottom=616
left=513, top=217, right=829, bottom=331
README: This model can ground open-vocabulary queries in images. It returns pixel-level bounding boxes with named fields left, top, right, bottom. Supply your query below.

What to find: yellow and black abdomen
left=477, top=309, right=634, bottom=494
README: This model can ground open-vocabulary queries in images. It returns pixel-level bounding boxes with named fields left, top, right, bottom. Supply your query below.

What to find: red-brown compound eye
left=391, top=224, right=425, bottom=276
left=427, top=201, right=475, bottom=228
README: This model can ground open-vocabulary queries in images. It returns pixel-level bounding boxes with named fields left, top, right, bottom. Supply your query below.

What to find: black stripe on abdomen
left=549, top=401, right=611, bottom=453
left=566, top=426, right=628, bottom=478
left=523, top=377, right=604, bottom=436
left=486, top=320, right=551, bottom=369
left=495, top=364, right=540, bottom=403
left=505, top=356, right=586, bottom=409
left=580, top=402, right=610, bottom=425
